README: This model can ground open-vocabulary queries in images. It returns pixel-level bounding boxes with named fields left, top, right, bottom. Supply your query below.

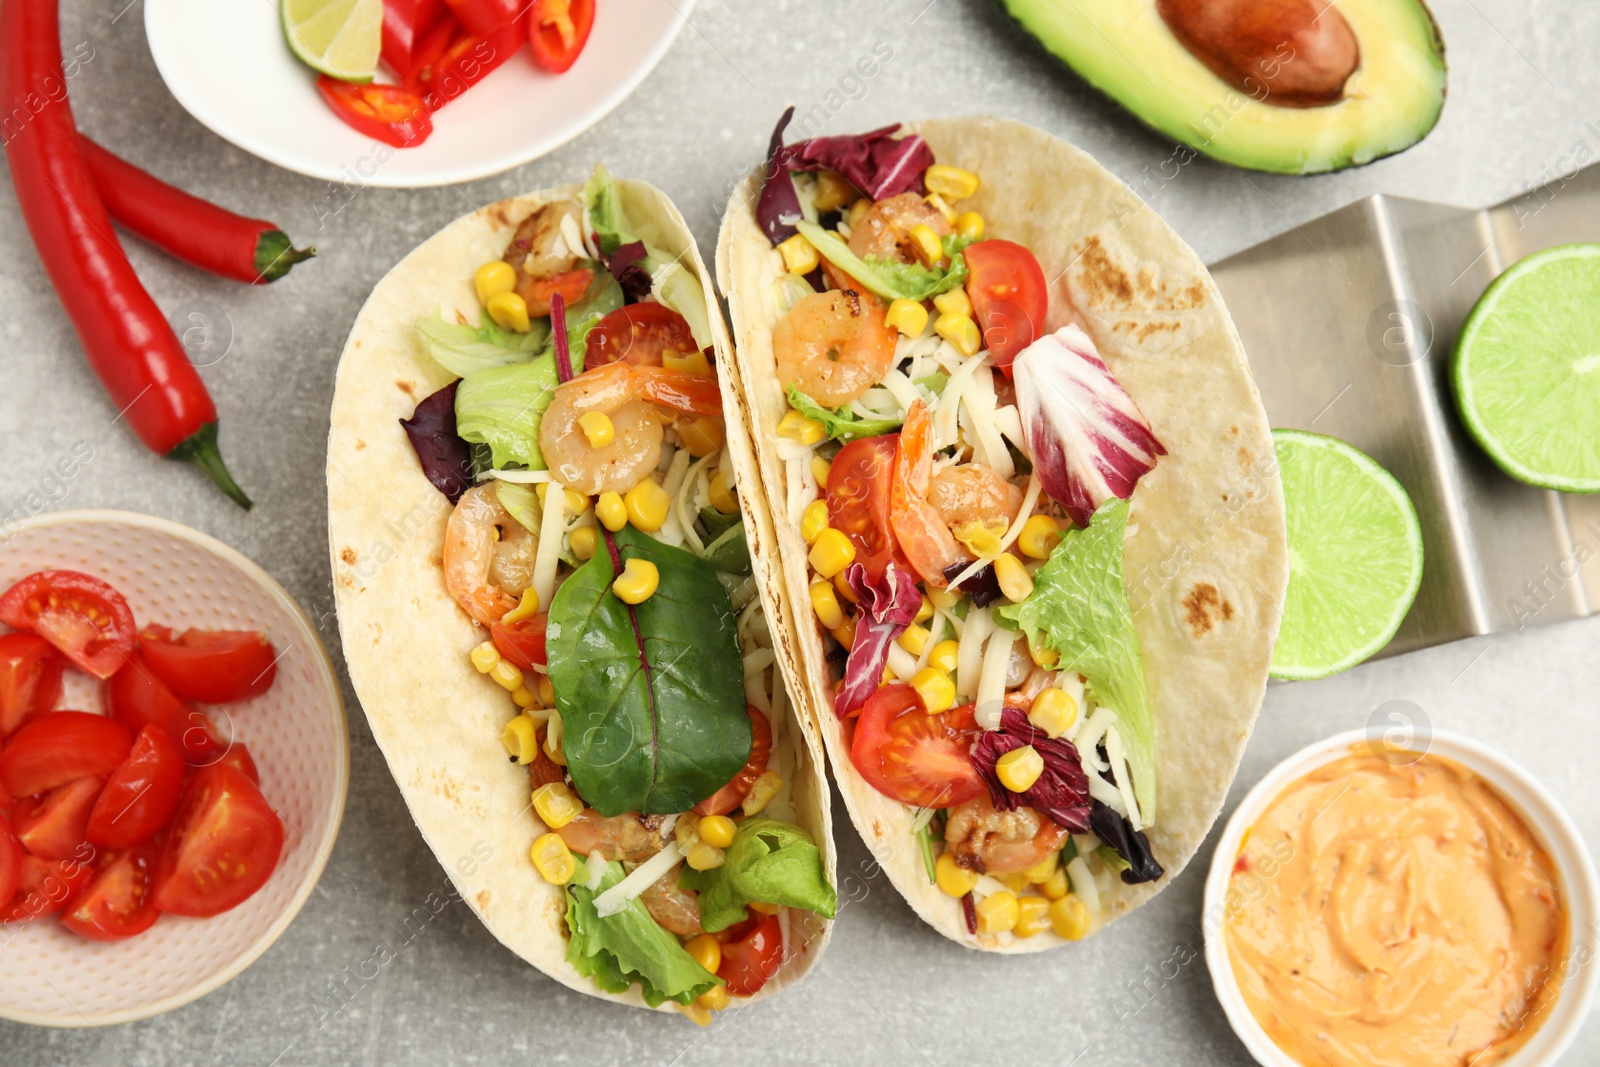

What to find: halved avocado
left=998, top=0, right=1447, bottom=174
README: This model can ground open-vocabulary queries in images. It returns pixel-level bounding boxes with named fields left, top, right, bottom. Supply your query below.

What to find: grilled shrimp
left=503, top=200, right=585, bottom=314
left=929, top=465, right=1025, bottom=530
left=945, top=795, right=1068, bottom=875
left=847, top=192, right=951, bottom=264
left=555, top=810, right=670, bottom=863
left=442, top=485, right=536, bottom=625
left=640, top=870, right=703, bottom=937
left=889, top=400, right=968, bottom=587
left=772, top=289, right=897, bottom=408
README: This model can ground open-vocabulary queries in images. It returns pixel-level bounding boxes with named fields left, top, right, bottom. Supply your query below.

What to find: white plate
left=145, top=0, right=690, bottom=187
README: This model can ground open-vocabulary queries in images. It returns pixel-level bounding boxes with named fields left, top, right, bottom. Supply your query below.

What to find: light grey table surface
left=3, top=0, right=1598, bottom=1063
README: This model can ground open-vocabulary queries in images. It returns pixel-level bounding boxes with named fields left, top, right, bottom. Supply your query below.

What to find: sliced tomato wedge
left=849, top=683, right=985, bottom=808
left=826, top=435, right=906, bottom=579
left=584, top=303, right=697, bottom=368
left=106, top=649, right=226, bottom=766
left=137, top=625, right=277, bottom=704
left=0, top=570, right=136, bottom=680
left=0, top=815, right=21, bottom=905
left=522, top=267, right=595, bottom=318
left=13, top=776, right=103, bottom=861
left=0, top=712, right=131, bottom=798
left=317, top=76, right=433, bottom=148
left=963, top=240, right=1049, bottom=373
left=0, top=852, right=95, bottom=922
left=528, top=0, right=593, bottom=73
left=0, top=633, right=64, bottom=737
left=85, top=726, right=184, bottom=850
left=694, top=706, right=772, bottom=817
left=215, top=743, right=261, bottom=786
left=153, top=764, right=284, bottom=917
left=59, top=843, right=160, bottom=941
left=717, top=912, right=783, bottom=996
left=490, top=612, right=547, bottom=670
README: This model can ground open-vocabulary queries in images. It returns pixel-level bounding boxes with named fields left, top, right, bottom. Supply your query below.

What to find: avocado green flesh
left=999, top=0, right=1446, bottom=174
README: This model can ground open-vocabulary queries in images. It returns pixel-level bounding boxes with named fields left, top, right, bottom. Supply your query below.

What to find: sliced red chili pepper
left=409, top=20, right=525, bottom=111
left=443, top=0, right=526, bottom=37
left=528, top=0, right=593, bottom=74
left=382, top=0, right=447, bottom=77
left=316, top=76, right=434, bottom=148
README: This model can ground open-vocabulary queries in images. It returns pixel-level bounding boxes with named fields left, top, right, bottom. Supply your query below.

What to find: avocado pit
left=1156, top=0, right=1360, bottom=108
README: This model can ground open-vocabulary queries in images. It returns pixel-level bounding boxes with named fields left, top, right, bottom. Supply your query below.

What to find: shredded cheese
left=579, top=850, right=609, bottom=892
left=1066, top=855, right=1101, bottom=917
left=743, top=649, right=776, bottom=713
left=484, top=468, right=553, bottom=484
left=1105, top=725, right=1143, bottom=831
left=955, top=606, right=990, bottom=700
left=593, top=843, right=683, bottom=917
left=654, top=447, right=694, bottom=547
left=886, top=643, right=919, bottom=682
left=531, top=479, right=567, bottom=609
left=945, top=473, right=1042, bottom=592
left=974, top=627, right=1017, bottom=729
left=959, top=365, right=1014, bottom=479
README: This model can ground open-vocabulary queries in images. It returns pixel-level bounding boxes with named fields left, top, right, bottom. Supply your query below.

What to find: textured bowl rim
left=1202, top=728, right=1600, bottom=1067
left=0, top=508, right=351, bottom=1028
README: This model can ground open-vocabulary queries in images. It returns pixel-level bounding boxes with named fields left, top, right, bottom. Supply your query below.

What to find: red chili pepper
left=529, top=0, right=593, bottom=74
left=443, top=0, right=525, bottom=37
left=316, top=77, right=434, bottom=148
left=79, top=137, right=315, bottom=285
left=0, top=0, right=250, bottom=507
left=407, top=20, right=525, bottom=111
left=381, top=0, right=446, bottom=77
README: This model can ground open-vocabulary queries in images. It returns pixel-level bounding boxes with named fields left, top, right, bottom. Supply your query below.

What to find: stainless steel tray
left=1209, top=163, right=1600, bottom=658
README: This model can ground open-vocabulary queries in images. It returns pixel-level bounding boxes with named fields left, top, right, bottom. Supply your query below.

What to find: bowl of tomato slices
left=0, top=511, right=348, bottom=1027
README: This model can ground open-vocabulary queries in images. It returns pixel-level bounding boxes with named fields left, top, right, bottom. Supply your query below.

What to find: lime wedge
left=282, top=0, right=381, bottom=83
left=1453, top=244, right=1600, bottom=492
left=1269, top=429, right=1423, bottom=681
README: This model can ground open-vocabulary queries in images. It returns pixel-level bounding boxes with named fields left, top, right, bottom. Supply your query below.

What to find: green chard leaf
left=702, top=521, right=752, bottom=576
left=698, top=506, right=742, bottom=541
left=997, top=497, right=1157, bottom=822
left=546, top=526, right=751, bottom=815
left=785, top=384, right=902, bottom=442
left=678, top=819, right=837, bottom=933
left=796, top=220, right=968, bottom=302
left=565, top=859, right=722, bottom=1006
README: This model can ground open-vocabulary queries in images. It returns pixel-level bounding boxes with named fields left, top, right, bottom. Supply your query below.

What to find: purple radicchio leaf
left=942, top=560, right=1002, bottom=609
left=400, top=381, right=473, bottom=503
left=833, top=560, right=922, bottom=718
left=970, top=706, right=1093, bottom=832
left=756, top=107, right=804, bottom=245
left=777, top=124, right=935, bottom=202
left=1013, top=325, right=1166, bottom=527
left=1090, top=798, right=1164, bottom=885
left=600, top=239, right=653, bottom=303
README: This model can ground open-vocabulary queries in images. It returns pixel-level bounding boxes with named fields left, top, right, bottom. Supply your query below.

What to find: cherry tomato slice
left=849, top=683, right=985, bottom=808
left=85, top=726, right=184, bottom=850
left=717, top=912, right=783, bottom=996
left=0, top=852, right=95, bottom=922
left=13, top=776, right=104, bottom=861
left=963, top=240, right=1048, bottom=373
left=826, top=435, right=906, bottom=579
left=106, top=649, right=226, bottom=766
left=153, top=763, right=284, bottom=917
left=528, top=0, right=594, bottom=73
left=0, top=816, right=18, bottom=905
left=60, top=843, right=160, bottom=941
left=584, top=303, right=698, bottom=369
left=490, top=612, right=547, bottom=670
left=316, top=76, right=433, bottom=148
left=0, top=712, right=131, bottom=798
left=137, top=625, right=277, bottom=704
left=0, top=570, right=136, bottom=680
left=215, top=743, right=261, bottom=786
left=0, top=633, right=64, bottom=737
left=693, top=706, right=772, bottom=817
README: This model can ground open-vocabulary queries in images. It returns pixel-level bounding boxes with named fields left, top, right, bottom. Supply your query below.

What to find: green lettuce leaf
left=453, top=356, right=563, bottom=470
left=416, top=309, right=549, bottom=378
left=786, top=384, right=902, bottom=442
left=546, top=526, right=751, bottom=815
left=565, top=859, right=722, bottom=1006
left=545, top=268, right=623, bottom=359
left=796, top=220, right=968, bottom=302
left=679, top=819, right=838, bottom=933
left=996, top=498, right=1156, bottom=822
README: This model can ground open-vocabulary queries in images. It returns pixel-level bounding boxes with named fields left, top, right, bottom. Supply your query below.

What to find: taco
left=716, top=114, right=1287, bottom=949
left=326, top=168, right=837, bottom=1018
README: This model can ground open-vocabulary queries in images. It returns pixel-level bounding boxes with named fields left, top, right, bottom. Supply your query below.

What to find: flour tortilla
left=716, top=117, right=1287, bottom=950
left=326, top=179, right=834, bottom=1007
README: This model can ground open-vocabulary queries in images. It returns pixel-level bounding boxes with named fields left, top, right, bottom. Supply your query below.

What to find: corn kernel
left=910, top=668, right=955, bottom=714
left=674, top=814, right=702, bottom=852
left=997, top=871, right=1031, bottom=894
left=915, top=594, right=934, bottom=623
left=928, top=586, right=962, bottom=612
left=932, top=287, right=972, bottom=318
left=530, top=832, right=575, bottom=884
left=662, top=349, right=713, bottom=375
left=502, top=586, right=540, bottom=624
left=569, top=526, right=597, bottom=561
left=935, top=311, right=981, bottom=357
left=896, top=623, right=930, bottom=657
left=612, top=557, right=660, bottom=604
left=537, top=674, right=555, bottom=707
left=748, top=900, right=780, bottom=916
left=777, top=409, right=827, bottom=446
left=881, top=662, right=896, bottom=684
left=474, top=260, right=516, bottom=304
left=994, top=553, right=1035, bottom=603
left=579, top=410, right=615, bottom=449
left=801, top=501, right=830, bottom=543
left=810, top=455, right=832, bottom=491
left=830, top=618, right=857, bottom=650
left=709, top=469, right=739, bottom=514
left=928, top=639, right=960, bottom=674
left=952, top=518, right=1006, bottom=557
left=777, top=232, right=820, bottom=275
left=1024, top=853, right=1059, bottom=886
left=512, top=686, right=537, bottom=709
left=833, top=569, right=858, bottom=604
left=1014, top=895, right=1052, bottom=938
left=884, top=297, right=929, bottom=338
left=596, top=491, right=627, bottom=532
left=490, top=659, right=524, bottom=692
left=996, top=745, right=1044, bottom=792
left=809, top=580, right=844, bottom=630
left=907, top=224, right=944, bottom=267
left=678, top=1002, right=712, bottom=1027
left=1028, top=636, right=1060, bottom=668
left=686, top=842, right=725, bottom=871
left=808, top=528, right=856, bottom=578
left=501, top=715, right=538, bottom=764
left=1050, top=894, right=1091, bottom=940
left=624, top=479, right=672, bottom=532
left=537, top=483, right=589, bottom=516
left=685, top=932, right=722, bottom=973
left=742, top=769, right=783, bottom=816
left=486, top=290, right=531, bottom=333
left=975, top=890, right=1020, bottom=934
left=543, top=715, right=567, bottom=766
left=1029, top=688, right=1078, bottom=738
left=698, top=815, right=737, bottom=849
left=532, top=781, right=581, bottom=829
left=924, top=164, right=980, bottom=201
left=470, top=641, right=500, bottom=673
left=1042, top=865, right=1071, bottom=900
left=1018, top=515, right=1063, bottom=559
left=955, top=211, right=985, bottom=242
left=923, top=192, right=957, bottom=225
left=813, top=170, right=856, bottom=212
left=935, top=852, right=978, bottom=897
left=846, top=198, right=873, bottom=230
left=697, top=985, right=731, bottom=1011
left=680, top=416, right=724, bottom=457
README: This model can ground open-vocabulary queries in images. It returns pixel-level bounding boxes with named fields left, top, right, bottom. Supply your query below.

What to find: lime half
left=1453, top=243, right=1600, bottom=492
left=1270, top=429, right=1423, bottom=681
left=282, top=0, right=381, bottom=82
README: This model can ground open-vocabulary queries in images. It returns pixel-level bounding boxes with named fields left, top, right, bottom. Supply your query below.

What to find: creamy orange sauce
left=1225, top=750, right=1568, bottom=1067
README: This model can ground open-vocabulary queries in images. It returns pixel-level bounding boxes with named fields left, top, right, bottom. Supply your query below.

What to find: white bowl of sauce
left=1204, top=729, right=1598, bottom=1067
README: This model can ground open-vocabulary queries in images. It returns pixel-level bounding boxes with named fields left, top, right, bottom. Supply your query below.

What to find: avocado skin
left=992, top=0, right=1447, bottom=175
